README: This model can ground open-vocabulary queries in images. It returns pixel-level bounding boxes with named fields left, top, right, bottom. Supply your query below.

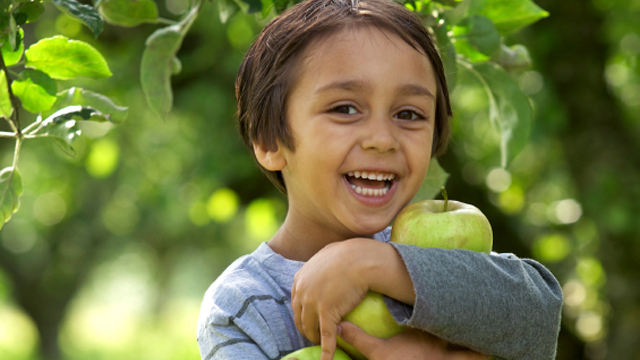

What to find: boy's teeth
left=346, top=170, right=396, bottom=196
left=351, top=184, right=390, bottom=197
left=347, top=171, right=396, bottom=181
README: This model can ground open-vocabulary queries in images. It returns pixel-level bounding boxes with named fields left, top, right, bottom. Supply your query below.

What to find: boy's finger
left=319, top=315, right=337, bottom=360
left=337, top=321, right=382, bottom=359
left=301, top=306, right=320, bottom=344
left=292, top=299, right=304, bottom=335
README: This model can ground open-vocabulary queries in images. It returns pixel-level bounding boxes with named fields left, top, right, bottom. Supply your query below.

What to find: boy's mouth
left=344, top=171, right=396, bottom=196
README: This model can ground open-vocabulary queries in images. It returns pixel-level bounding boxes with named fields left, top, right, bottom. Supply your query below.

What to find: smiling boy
left=197, top=0, right=563, bottom=359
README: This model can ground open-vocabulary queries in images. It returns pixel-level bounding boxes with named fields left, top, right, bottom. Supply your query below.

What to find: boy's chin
left=346, top=221, right=391, bottom=238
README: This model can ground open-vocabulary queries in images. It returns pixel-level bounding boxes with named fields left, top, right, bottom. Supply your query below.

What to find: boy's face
left=263, top=27, right=437, bottom=240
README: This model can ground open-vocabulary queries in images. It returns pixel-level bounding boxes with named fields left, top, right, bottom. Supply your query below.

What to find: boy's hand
left=291, top=238, right=415, bottom=360
left=338, top=321, right=492, bottom=360
left=291, top=238, right=370, bottom=360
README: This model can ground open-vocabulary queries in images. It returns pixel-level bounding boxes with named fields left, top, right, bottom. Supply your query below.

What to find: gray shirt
left=197, top=228, right=562, bottom=360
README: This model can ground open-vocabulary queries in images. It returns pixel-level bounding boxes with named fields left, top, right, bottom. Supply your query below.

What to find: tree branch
left=0, top=50, right=21, bottom=136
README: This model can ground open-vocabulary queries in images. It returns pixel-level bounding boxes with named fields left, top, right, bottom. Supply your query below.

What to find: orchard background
left=0, top=0, right=639, bottom=359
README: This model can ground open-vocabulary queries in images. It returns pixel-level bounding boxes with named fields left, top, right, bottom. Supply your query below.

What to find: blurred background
left=0, top=0, right=639, bottom=359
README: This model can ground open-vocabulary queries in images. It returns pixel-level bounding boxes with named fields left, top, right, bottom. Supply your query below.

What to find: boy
left=197, top=0, right=563, bottom=359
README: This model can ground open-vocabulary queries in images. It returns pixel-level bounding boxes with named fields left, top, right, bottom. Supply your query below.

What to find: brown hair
left=236, top=0, right=452, bottom=193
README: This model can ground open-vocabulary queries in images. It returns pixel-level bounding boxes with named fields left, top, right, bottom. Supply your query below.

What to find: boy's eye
left=331, top=105, right=358, bottom=115
left=396, top=110, right=424, bottom=120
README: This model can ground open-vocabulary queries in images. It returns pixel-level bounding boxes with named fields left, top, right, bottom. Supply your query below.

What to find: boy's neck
left=268, top=214, right=370, bottom=262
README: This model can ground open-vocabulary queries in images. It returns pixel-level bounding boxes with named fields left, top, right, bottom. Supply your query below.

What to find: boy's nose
left=360, top=114, right=400, bottom=153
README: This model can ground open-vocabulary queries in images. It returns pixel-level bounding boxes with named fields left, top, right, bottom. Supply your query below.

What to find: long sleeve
left=385, top=245, right=563, bottom=360
left=197, top=244, right=312, bottom=360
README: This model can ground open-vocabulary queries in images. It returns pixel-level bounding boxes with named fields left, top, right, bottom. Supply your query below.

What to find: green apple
left=336, top=291, right=405, bottom=360
left=282, top=345, right=352, bottom=360
left=390, top=199, right=493, bottom=253
left=336, top=196, right=493, bottom=360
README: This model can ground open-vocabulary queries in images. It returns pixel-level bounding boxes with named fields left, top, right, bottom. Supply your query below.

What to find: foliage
left=0, top=0, right=126, bottom=230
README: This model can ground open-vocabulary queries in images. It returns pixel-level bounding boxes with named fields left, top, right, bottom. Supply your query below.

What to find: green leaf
left=443, top=0, right=472, bottom=26
left=218, top=0, right=240, bottom=23
left=1, top=28, right=24, bottom=66
left=451, top=24, right=490, bottom=63
left=25, top=35, right=112, bottom=80
left=434, top=22, right=457, bottom=91
left=31, top=106, right=104, bottom=147
left=492, top=44, right=532, bottom=73
left=260, top=0, right=273, bottom=18
left=0, top=70, right=12, bottom=118
left=141, top=25, right=184, bottom=120
left=469, top=0, right=549, bottom=35
left=51, top=0, right=104, bottom=37
left=11, top=69, right=57, bottom=113
left=239, top=0, right=262, bottom=13
left=460, top=61, right=532, bottom=167
left=8, top=12, right=17, bottom=51
left=0, top=167, right=23, bottom=230
left=140, top=6, right=198, bottom=119
left=411, top=158, right=450, bottom=202
left=17, top=0, right=45, bottom=23
left=98, top=0, right=159, bottom=27
left=43, top=87, right=128, bottom=123
left=465, top=15, right=500, bottom=56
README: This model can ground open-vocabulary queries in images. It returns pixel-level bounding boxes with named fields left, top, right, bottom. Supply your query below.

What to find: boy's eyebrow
left=315, top=80, right=372, bottom=94
left=397, top=84, right=435, bottom=99
left=315, top=81, right=435, bottom=99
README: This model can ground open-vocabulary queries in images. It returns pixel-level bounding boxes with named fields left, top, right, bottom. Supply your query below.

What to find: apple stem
left=441, top=186, right=448, bottom=212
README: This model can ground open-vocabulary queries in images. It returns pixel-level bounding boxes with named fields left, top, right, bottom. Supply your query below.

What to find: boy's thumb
left=338, top=321, right=383, bottom=358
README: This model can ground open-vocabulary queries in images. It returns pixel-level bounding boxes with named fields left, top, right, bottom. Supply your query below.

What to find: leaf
left=11, top=69, right=57, bottom=113
left=465, top=15, right=501, bottom=56
left=443, top=0, right=472, bottom=26
left=32, top=106, right=104, bottom=148
left=98, top=0, right=159, bottom=27
left=51, top=0, right=103, bottom=37
left=451, top=25, right=490, bottom=63
left=412, top=158, right=450, bottom=202
left=43, top=87, right=128, bottom=124
left=1, top=28, right=24, bottom=66
left=8, top=12, right=17, bottom=51
left=218, top=0, right=240, bottom=23
left=238, top=0, right=262, bottom=13
left=433, top=22, right=458, bottom=91
left=141, top=26, right=182, bottom=120
left=140, top=6, right=198, bottom=119
left=260, top=0, right=273, bottom=18
left=25, top=35, right=112, bottom=80
left=18, top=0, right=46, bottom=23
left=460, top=61, right=532, bottom=167
left=469, top=0, right=549, bottom=35
left=0, top=167, right=23, bottom=230
left=0, top=70, right=12, bottom=118
left=492, top=44, right=532, bottom=73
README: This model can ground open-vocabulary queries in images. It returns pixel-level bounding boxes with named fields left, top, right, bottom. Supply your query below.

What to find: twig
left=0, top=50, right=21, bottom=136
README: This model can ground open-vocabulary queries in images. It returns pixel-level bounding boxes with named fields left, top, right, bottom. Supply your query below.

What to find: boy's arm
left=385, top=244, right=563, bottom=360
left=198, top=321, right=272, bottom=360
left=199, top=268, right=310, bottom=360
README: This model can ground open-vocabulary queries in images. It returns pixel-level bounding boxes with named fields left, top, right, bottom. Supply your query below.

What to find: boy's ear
left=253, top=142, right=287, bottom=171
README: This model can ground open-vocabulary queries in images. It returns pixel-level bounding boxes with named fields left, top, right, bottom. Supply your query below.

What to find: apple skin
left=336, top=292, right=405, bottom=360
left=336, top=199, right=493, bottom=360
left=390, top=200, right=493, bottom=254
left=282, top=345, right=352, bottom=360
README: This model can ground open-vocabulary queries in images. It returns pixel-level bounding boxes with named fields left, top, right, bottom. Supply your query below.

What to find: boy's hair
left=236, top=0, right=452, bottom=193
